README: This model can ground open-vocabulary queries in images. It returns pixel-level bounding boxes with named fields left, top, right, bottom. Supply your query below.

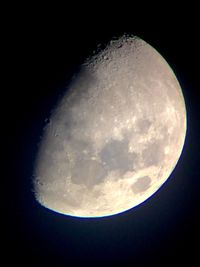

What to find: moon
left=33, top=35, right=187, bottom=218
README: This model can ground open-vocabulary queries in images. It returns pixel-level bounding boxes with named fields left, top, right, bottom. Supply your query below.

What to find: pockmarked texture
left=33, top=35, right=187, bottom=218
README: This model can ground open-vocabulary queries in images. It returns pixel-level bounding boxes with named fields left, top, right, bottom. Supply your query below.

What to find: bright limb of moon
left=33, top=35, right=187, bottom=218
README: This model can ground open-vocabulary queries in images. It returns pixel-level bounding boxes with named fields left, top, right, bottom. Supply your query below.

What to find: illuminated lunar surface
left=33, top=35, right=187, bottom=218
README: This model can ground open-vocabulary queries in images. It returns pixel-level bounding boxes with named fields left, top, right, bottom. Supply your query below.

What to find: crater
left=132, top=176, right=151, bottom=194
left=99, top=138, right=137, bottom=174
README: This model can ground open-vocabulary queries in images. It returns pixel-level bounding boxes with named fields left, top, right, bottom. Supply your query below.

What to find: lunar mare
left=33, top=35, right=186, bottom=218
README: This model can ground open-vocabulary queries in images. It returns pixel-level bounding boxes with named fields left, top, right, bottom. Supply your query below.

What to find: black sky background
left=4, top=6, right=200, bottom=266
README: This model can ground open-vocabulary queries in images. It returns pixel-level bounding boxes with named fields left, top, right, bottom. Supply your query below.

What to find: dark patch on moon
left=71, top=158, right=108, bottom=189
left=70, top=139, right=94, bottom=157
left=132, top=176, right=151, bottom=194
left=99, top=138, right=137, bottom=173
left=142, top=141, right=165, bottom=167
left=137, top=119, right=151, bottom=133
left=65, top=137, right=96, bottom=167
left=62, top=110, right=87, bottom=141
left=71, top=136, right=138, bottom=189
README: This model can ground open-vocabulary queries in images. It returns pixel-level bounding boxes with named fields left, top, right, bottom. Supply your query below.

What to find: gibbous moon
left=33, top=35, right=186, bottom=218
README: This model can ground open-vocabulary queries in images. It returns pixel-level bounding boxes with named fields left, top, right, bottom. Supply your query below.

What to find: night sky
left=5, top=8, right=200, bottom=266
